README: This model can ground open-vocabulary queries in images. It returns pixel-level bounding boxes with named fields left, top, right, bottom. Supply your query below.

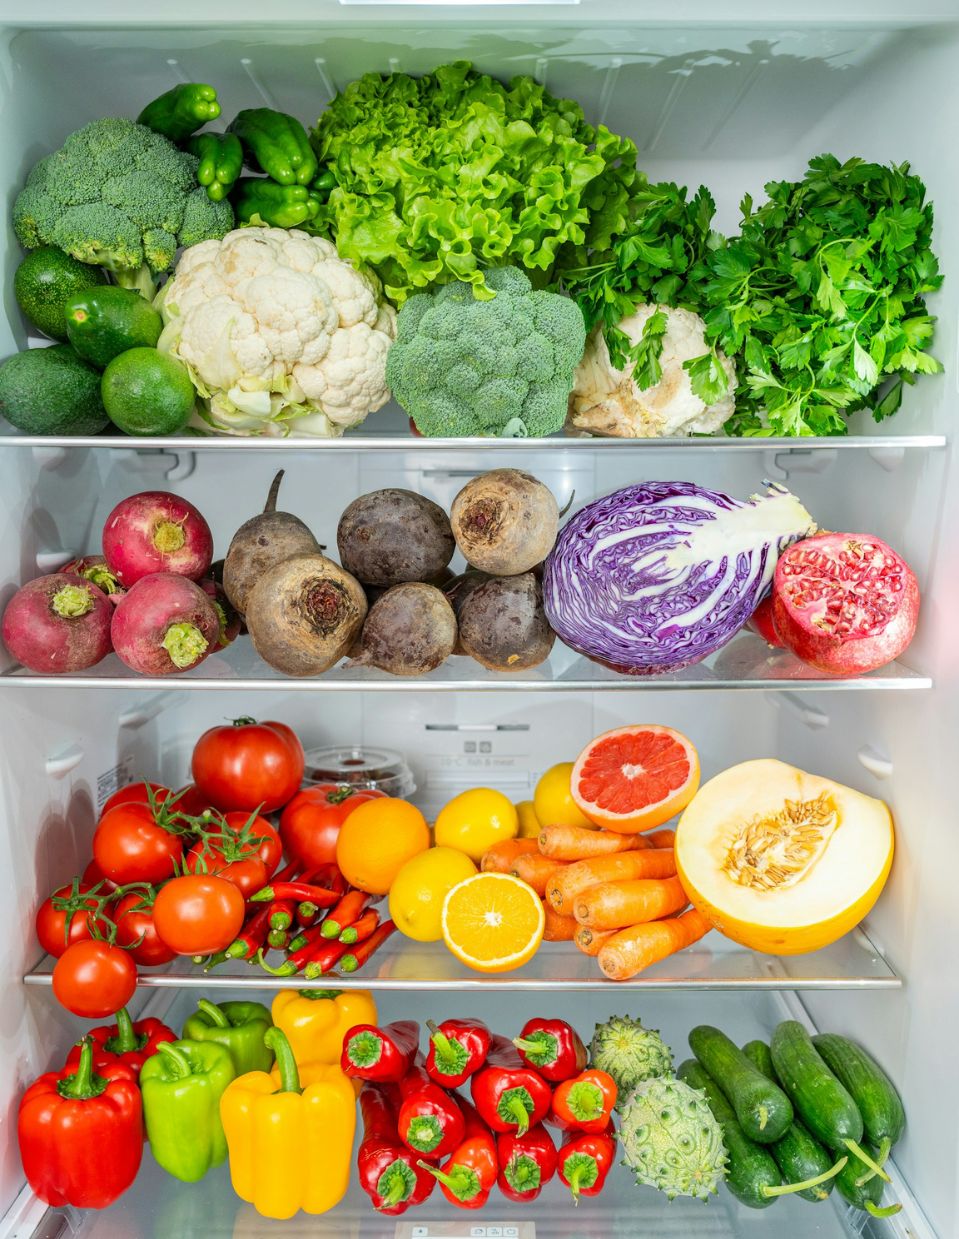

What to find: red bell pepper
left=496, top=1123, right=558, bottom=1202
left=398, top=1063, right=465, bottom=1159
left=357, top=1083, right=435, bottom=1214
left=550, top=1068, right=618, bottom=1133
left=425, top=1017, right=492, bottom=1088
left=558, top=1128, right=617, bottom=1201
left=513, top=1017, right=588, bottom=1083
left=418, top=1099, right=496, bottom=1209
left=470, top=1062, right=552, bottom=1136
left=342, top=1020, right=420, bottom=1083
left=63, top=1007, right=175, bottom=1081
left=18, top=1038, right=143, bottom=1208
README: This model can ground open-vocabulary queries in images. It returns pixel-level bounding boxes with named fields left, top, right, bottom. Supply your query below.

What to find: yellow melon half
left=674, top=759, right=894, bottom=955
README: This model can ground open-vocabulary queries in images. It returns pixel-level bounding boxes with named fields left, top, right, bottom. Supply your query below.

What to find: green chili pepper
left=233, top=178, right=322, bottom=229
left=140, top=1040, right=235, bottom=1183
left=181, top=999, right=274, bottom=1076
left=228, top=108, right=317, bottom=186
left=187, top=132, right=243, bottom=201
left=137, top=83, right=221, bottom=143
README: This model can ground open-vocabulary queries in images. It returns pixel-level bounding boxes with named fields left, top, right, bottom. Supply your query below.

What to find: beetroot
left=772, top=532, right=919, bottom=675
left=350, top=583, right=457, bottom=676
left=746, top=595, right=783, bottom=648
left=2, top=573, right=112, bottom=673
left=103, top=491, right=214, bottom=587
left=200, top=579, right=241, bottom=650
left=457, top=572, right=555, bottom=671
left=61, top=555, right=125, bottom=605
left=111, top=573, right=220, bottom=676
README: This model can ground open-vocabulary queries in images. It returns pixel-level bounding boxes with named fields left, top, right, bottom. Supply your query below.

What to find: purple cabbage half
left=542, top=480, right=816, bottom=675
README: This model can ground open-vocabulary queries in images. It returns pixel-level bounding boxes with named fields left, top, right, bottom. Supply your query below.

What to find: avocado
left=14, top=248, right=106, bottom=341
left=0, top=345, right=110, bottom=435
left=65, top=286, right=163, bottom=368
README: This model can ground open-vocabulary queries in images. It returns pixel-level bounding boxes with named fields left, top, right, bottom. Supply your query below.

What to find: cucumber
left=742, top=1039, right=844, bottom=1202
left=812, top=1033, right=905, bottom=1164
left=65, top=286, right=163, bottom=368
left=677, top=1058, right=781, bottom=1209
left=688, top=1025, right=793, bottom=1143
left=836, top=1142, right=901, bottom=1218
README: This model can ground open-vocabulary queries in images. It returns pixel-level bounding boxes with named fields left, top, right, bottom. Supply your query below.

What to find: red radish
left=772, top=532, right=919, bottom=676
left=200, top=578, right=241, bottom=650
left=61, top=555, right=125, bottom=604
left=1, top=573, right=112, bottom=673
left=111, top=573, right=220, bottom=676
left=746, top=595, right=783, bottom=647
left=102, top=491, right=213, bottom=587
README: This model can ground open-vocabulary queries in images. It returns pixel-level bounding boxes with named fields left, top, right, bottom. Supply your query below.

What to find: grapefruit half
left=571, top=725, right=700, bottom=834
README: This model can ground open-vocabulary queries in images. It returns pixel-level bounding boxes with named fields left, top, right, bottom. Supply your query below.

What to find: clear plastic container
left=302, top=744, right=416, bottom=798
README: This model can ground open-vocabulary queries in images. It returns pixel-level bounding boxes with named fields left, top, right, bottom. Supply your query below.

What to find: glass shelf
left=0, top=632, right=931, bottom=691
left=23, top=927, right=898, bottom=992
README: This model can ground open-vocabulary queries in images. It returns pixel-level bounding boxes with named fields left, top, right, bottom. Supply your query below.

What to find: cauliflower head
left=156, top=227, right=397, bottom=437
left=385, top=266, right=586, bottom=437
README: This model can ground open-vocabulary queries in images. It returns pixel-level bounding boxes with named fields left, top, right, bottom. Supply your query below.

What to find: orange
left=571, top=725, right=700, bottom=835
left=533, top=762, right=593, bottom=830
left=335, top=797, right=430, bottom=895
left=441, top=872, right=545, bottom=973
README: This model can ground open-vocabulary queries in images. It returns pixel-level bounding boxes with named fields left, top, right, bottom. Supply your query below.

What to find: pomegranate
left=772, top=533, right=919, bottom=676
left=746, top=595, right=783, bottom=647
left=102, top=491, right=213, bottom=587
left=2, top=573, right=113, bottom=673
left=111, top=573, right=220, bottom=676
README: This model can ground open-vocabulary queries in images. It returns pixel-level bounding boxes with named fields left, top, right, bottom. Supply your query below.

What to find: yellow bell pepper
left=220, top=1028, right=356, bottom=1220
left=271, top=988, right=377, bottom=1066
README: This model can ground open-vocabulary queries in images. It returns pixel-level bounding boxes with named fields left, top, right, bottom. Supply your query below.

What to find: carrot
left=511, top=853, right=568, bottom=897
left=547, top=849, right=677, bottom=915
left=645, top=828, right=676, bottom=849
left=482, top=838, right=539, bottom=873
left=574, top=876, right=688, bottom=930
left=542, top=903, right=577, bottom=942
left=598, top=909, right=710, bottom=981
left=537, top=823, right=650, bottom=861
left=574, top=925, right=617, bottom=957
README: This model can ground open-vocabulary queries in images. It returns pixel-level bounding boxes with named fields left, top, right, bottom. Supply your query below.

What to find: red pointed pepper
left=63, top=1007, right=175, bottom=1081
left=339, top=919, right=396, bottom=973
left=551, top=1068, right=618, bottom=1133
left=322, top=889, right=371, bottom=939
left=18, top=1038, right=143, bottom=1208
left=418, top=1099, right=497, bottom=1209
left=340, top=908, right=379, bottom=945
left=496, top=1124, right=558, bottom=1202
left=357, top=1083, right=435, bottom=1214
left=398, top=1062, right=465, bottom=1159
left=558, top=1128, right=617, bottom=1201
left=426, top=1017, right=492, bottom=1088
left=513, top=1017, right=588, bottom=1083
left=470, top=1062, right=552, bottom=1136
left=342, top=1020, right=420, bottom=1083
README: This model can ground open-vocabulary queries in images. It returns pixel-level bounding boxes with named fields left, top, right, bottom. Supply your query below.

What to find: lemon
left=434, top=788, right=519, bottom=863
left=516, top=799, right=541, bottom=839
left=389, top=846, right=477, bottom=942
left=533, top=762, right=594, bottom=829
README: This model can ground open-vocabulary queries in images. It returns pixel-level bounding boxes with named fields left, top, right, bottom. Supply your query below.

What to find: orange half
left=571, top=725, right=700, bottom=834
left=441, top=873, right=545, bottom=973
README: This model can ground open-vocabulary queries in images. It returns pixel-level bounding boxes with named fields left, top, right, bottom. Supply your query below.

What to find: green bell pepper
left=233, top=178, right=322, bottom=229
left=181, top=999, right=274, bottom=1075
left=188, top=132, right=244, bottom=202
left=138, top=83, right=221, bottom=143
left=228, top=108, right=318, bottom=186
left=140, top=1039, right=235, bottom=1183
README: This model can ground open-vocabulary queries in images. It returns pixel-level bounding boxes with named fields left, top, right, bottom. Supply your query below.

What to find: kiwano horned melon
left=590, top=1015, right=674, bottom=1108
left=620, top=1075, right=726, bottom=1201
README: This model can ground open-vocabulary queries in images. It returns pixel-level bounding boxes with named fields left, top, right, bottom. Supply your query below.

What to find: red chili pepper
left=18, top=1039, right=143, bottom=1208
left=470, top=1062, right=552, bottom=1136
left=303, top=938, right=348, bottom=979
left=426, top=1018, right=493, bottom=1089
left=63, top=1008, right=175, bottom=1081
left=295, top=902, right=320, bottom=928
left=513, top=1017, right=589, bottom=1083
left=287, top=922, right=327, bottom=954
left=321, top=889, right=370, bottom=939
left=398, top=1063, right=465, bottom=1160
left=250, top=881, right=339, bottom=906
left=267, top=927, right=290, bottom=950
left=357, top=1083, right=435, bottom=1214
left=551, top=1068, right=618, bottom=1133
left=224, top=903, right=272, bottom=960
left=342, top=1020, right=420, bottom=1083
left=558, top=1128, right=617, bottom=1201
left=496, top=1123, right=558, bottom=1202
left=340, top=908, right=379, bottom=945
left=268, top=899, right=296, bottom=931
left=339, top=919, right=396, bottom=973
left=270, top=857, right=300, bottom=884
left=417, top=1098, right=496, bottom=1208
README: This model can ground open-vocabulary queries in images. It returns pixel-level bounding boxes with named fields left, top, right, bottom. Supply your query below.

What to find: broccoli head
left=12, top=117, right=234, bottom=298
left=386, top=266, right=586, bottom=437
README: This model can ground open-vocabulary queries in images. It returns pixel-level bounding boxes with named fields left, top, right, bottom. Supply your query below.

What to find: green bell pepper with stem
left=181, top=1000, right=274, bottom=1076
left=140, top=1040, right=235, bottom=1183
left=233, top=179, right=322, bottom=230
left=138, top=84, right=221, bottom=143
left=188, top=132, right=243, bottom=202
left=228, top=109, right=317, bottom=186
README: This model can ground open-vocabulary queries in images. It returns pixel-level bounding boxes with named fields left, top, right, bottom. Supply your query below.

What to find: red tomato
left=82, top=858, right=117, bottom=893
left=191, top=718, right=305, bottom=814
left=171, top=783, right=214, bottom=818
left=184, top=843, right=267, bottom=899
left=222, top=811, right=283, bottom=876
left=52, top=940, right=138, bottom=1017
left=35, top=883, right=103, bottom=958
left=279, top=784, right=379, bottom=869
left=113, top=891, right=177, bottom=966
left=153, top=875, right=245, bottom=956
left=101, top=781, right=172, bottom=818
left=93, top=803, right=184, bottom=885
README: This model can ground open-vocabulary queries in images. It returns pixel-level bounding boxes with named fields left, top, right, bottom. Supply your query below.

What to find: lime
left=101, top=348, right=195, bottom=436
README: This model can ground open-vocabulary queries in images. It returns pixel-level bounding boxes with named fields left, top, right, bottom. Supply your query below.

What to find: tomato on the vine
left=93, top=802, right=184, bottom=885
left=184, top=843, right=267, bottom=899
left=113, top=891, right=177, bottom=966
left=153, top=875, right=245, bottom=956
left=52, top=939, right=138, bottom=1018
left=191, top=718, right=304, bottom=814
left=101, top=781, right=172, bottom=818
left=82, top=858, right=116, bottom=892
left=223, top=811, right=282, bottom=876
left=35, top=882, right=104, bottom=958
left=279, top=784, right=381, bottom=869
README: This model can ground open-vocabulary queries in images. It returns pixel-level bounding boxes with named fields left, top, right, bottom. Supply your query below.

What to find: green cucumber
left=836, top=1142, right=901, bottom=1218
left=770, top=1022, right=889, bottom=1184
left=677, top=1059, right=780, bottom=1209
left=65, top=286, right=163, bottom=369
left=688, top=1025, right=793, bottom=1143
left=743, top=1039, right=845, bottom=1202
left=811, top=1033, right=905, bottom=1166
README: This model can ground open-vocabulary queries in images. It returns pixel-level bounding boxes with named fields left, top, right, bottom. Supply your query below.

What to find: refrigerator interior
left=1, top=4, right=958, bottom=1238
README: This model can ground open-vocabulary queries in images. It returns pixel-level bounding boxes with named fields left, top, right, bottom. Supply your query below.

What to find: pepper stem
left=57, top=1038, right=108, bottom=1100
left=103, top=1007, right=147, bottom=1055
left=417, top=1159, right=480, bottom=1203
left=762, top=1155, right=848, bottom=1197
left=255, top=949, right=297, bottom=977
left=376, top=1160, right=416, bottom=1208
left=156, top=1041, right=193, bottom=1079
left=562, top=1152, right=598, bottom=1204
left=197, top=998, right=230, bottom=1028
left=266, top=1028, right=301, bottom=1094
left=297, top=989, right=341, bottom=1001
